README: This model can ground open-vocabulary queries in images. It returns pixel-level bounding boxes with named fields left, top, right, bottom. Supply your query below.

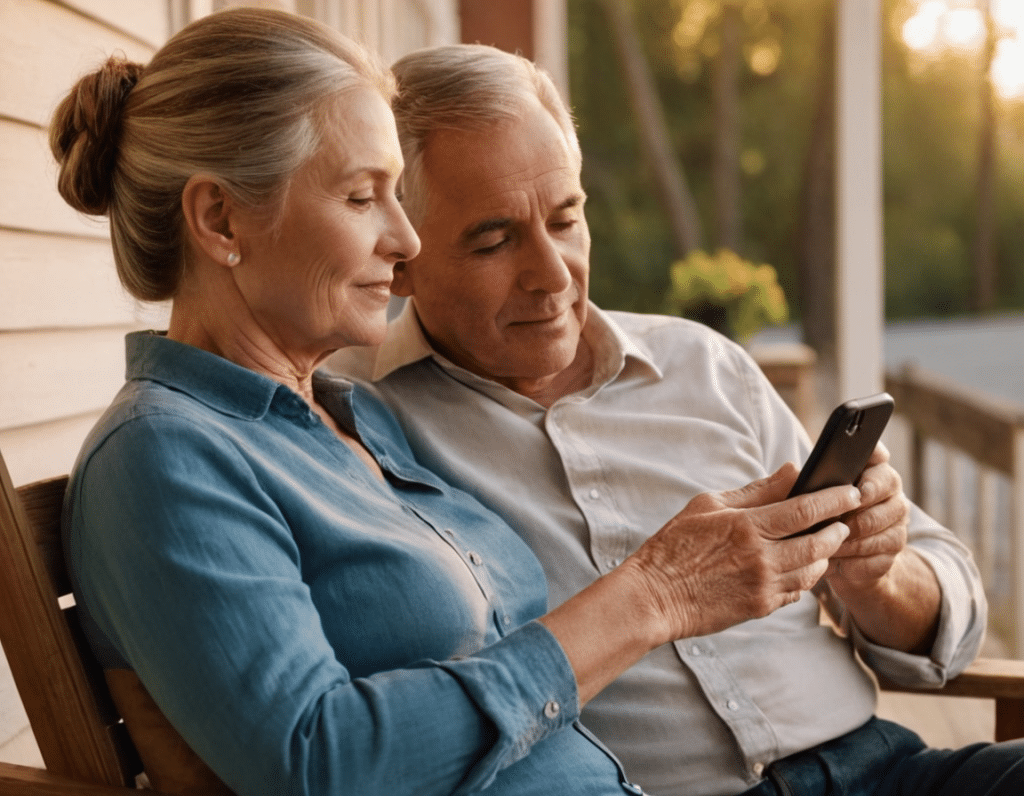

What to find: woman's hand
left=540, top=463, right=861, bottom=704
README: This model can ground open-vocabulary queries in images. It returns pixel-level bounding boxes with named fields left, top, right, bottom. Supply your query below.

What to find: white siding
left=0, top=0, right=462, bottom=768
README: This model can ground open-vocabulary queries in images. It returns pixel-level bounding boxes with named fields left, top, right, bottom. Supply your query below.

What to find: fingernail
left=849, top=486, right=862, bottom=504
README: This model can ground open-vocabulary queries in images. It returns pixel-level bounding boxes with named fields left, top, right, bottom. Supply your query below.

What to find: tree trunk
left=713, top=1, right=743, bottom=252
left=971, top=0, right=998, bottom=313
left=599, top=0, right=703, bottom=256
left=797, top=6, right=837, bottom=371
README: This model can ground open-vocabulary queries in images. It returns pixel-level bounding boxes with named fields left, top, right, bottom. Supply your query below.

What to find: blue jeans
left=740, top=717, right=1024, bottom=796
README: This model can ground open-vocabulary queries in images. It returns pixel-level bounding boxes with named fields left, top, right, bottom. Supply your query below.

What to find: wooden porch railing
left=885, top=363, right=1024, bottom=660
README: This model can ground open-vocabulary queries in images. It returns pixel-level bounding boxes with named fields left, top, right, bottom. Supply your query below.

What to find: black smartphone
left=785, top=392, right=895, bottom=537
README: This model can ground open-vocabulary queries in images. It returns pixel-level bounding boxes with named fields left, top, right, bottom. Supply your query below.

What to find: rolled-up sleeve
left=822, top=504, right=987, bottom=687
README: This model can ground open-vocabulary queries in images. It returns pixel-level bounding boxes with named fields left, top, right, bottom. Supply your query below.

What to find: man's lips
left=508, top=307, right=573, bottom=326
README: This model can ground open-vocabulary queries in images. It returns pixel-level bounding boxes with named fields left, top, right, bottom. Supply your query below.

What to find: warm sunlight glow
left=903, top=0, right=1024, bottom=99
left=993, top=37, right=1024, bottom=99
left=902, top=1, right=946, bottom=51
left=944, top=8, right=985, bottom=51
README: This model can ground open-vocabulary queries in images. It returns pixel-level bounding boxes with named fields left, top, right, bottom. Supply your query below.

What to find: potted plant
left=663, top=248, right=789, bottom=342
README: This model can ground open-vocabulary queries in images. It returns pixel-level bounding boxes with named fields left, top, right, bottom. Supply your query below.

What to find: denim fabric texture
left=63, top=332, right=642, bottom=796
left=741, top=717, right=1024, bottom=796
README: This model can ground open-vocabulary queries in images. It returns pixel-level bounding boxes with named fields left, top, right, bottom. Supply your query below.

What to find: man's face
left=392, top=97, right=590, bottom=390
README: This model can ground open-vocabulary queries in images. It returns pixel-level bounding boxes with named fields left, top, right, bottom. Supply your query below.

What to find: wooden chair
left=2, top=450, right=1024, bottom=796
left=0, top=443, right=165, bottom=795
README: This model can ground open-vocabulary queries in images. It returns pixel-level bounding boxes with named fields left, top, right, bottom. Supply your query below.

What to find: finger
left=775, top=521, right=851, bottom=570
left=865, top=442, right=890, bottom=467
left=833, top=513, right=906, bottom=559
left=843, top=493, right=909, bottom=543
left=714, top=463, right=800, bottom=510
left=856, top=461, right=901, bottom=505
left=826, top=553, right=896, bottom=584
left=759, top=486, right=862, bottom=539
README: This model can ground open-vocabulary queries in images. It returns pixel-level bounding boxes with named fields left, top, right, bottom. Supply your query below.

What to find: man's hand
left=825, top=443, right=909, bottom=588
left=821, top=443, right=942, bottom=654
left=622, top=463, right=860, bottom=645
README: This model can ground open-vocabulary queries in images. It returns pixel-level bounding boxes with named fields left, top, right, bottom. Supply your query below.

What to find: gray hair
left=49, top=8, right=393, bottom=301
left=391, top=43, right=580, bottom=226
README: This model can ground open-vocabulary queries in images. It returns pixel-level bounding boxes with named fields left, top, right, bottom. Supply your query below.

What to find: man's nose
left=518, top=231, right=572, bottom=294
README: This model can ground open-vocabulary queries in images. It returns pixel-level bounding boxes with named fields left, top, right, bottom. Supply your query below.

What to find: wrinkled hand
left=621, top=463, right=861, bottom=645
left=824, top=443, right=911, bottom=592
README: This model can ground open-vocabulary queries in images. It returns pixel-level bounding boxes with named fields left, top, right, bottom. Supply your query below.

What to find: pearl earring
left=227, top=252, right=240, bottom=266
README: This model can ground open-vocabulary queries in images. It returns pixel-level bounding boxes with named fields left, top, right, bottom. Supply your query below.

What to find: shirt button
left=468, top=551, right=483, bottom=566
left=588, top=488, right=600, bottom=500
left=543, top=700, right=561, bottom=719
left=727, top=699, right=740, bottom=712
left=753, top=762, right=766, bottom=777
left=690, top=645, right=702, bottom=657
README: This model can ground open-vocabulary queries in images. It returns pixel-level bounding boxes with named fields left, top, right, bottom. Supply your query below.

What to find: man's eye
left=349, top=195, right=373, bottom=207
left=473, top=237, right=509, bottom=255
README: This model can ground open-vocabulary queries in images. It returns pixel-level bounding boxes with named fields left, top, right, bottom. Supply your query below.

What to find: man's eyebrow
left=461, top=194, right=587, bottom=242
left=462, top=216, right=514, bottom=243
left=557, top=193, right=586, bottom=211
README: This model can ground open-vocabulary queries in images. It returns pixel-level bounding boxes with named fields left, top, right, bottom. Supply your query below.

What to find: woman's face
left=230, top=86, right=420, bottom=360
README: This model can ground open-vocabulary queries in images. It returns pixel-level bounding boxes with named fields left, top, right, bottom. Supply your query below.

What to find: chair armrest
left=0, top=761, right=171, bottom=796
left=878, top=657, right=1024, bottom=741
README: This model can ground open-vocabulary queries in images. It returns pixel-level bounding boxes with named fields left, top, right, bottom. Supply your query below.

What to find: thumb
left=718, top=463, right=799, bottom=510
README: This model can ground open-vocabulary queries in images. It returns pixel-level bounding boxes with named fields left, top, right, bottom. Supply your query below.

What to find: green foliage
left=569, top=0, right=1024, bottom=322
left=664, top=248, right=789, bottom=340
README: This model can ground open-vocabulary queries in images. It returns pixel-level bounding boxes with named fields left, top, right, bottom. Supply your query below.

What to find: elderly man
left=327, top=44, right=1019, bottom=796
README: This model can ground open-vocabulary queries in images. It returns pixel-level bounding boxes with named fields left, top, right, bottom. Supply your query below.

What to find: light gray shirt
left=326, top=303, right=986, bottom=796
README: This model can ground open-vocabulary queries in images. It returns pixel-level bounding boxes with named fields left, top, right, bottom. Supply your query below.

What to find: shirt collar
left=126, top=331, right=282, bottom=420
left=371, top=300, right=663, bottom=389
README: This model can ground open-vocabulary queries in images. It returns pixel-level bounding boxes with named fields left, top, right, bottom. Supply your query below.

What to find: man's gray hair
left=391, top=43, right=581, bottom=226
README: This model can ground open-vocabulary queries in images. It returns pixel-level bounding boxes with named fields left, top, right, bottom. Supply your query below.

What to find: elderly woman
left=53, top=8, right=857, bottom=796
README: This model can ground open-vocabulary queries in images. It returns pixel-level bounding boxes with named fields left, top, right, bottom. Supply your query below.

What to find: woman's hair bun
left=49, top=56, right=144, bottom=216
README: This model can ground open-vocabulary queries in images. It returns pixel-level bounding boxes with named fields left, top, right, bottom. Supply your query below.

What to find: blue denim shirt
left=64, top=332, right=642, bottom=796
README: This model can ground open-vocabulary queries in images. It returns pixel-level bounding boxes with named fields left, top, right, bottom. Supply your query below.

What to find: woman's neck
left=167, top=283, right=323, bottom=404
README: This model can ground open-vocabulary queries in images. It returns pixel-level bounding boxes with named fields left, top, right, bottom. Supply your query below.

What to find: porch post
left=835, top=0, right=884, bottom=400
left=459, top=0, right=569, bottom=100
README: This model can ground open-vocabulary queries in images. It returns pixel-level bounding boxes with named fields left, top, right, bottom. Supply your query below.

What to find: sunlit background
left=903, top=0, right=1024, bottom=100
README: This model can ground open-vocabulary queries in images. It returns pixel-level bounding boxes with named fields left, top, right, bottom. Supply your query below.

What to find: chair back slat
left=0, top=449, right=142, bottom=787
left=19, top=476, right=74, bottom=597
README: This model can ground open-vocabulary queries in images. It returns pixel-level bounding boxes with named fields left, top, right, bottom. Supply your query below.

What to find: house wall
left=0, top=0, right=459, bottom=767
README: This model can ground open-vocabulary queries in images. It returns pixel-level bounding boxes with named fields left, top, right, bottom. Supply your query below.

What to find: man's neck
left=497, top=337, right=596, bottom=408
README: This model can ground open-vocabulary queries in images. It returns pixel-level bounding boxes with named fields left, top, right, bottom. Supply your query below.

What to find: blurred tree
left=570, top=0, right=1024, bottom=323
left=972, top=0, right=998, bottom=311
left=599, top=0, right=703, bottom=256
left=713, top=0, right=743, bottom=250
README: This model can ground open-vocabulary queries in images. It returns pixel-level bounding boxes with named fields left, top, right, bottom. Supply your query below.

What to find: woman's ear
left=181, top=175, right=239, bottom=267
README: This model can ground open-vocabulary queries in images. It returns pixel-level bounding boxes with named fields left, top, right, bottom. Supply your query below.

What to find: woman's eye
left=349, top=195, right=373, bottom=207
